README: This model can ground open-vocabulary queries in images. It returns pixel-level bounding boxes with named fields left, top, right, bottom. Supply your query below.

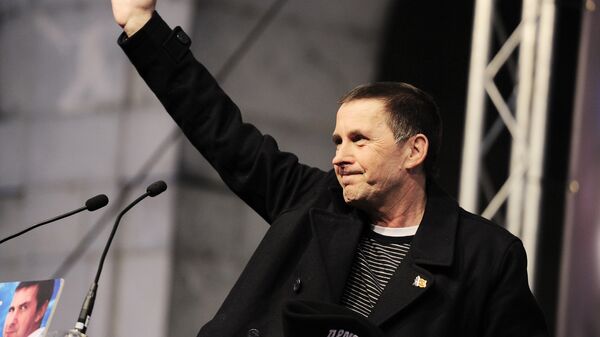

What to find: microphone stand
left=0, top=194, right=108, bottom=245
left=67, top=181, right=166, bottom=337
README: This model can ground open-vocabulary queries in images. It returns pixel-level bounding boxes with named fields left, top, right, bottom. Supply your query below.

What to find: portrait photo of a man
left=0, top=280, right=60, bottom=337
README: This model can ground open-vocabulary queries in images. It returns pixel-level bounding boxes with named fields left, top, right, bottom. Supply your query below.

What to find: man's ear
left=34, top=301, right=49, bottom=324
left=405, top=133, right=429, bottom=170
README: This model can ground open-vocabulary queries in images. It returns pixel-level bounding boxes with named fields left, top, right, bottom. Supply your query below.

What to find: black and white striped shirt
left=341, top=225, right=417, bottom=317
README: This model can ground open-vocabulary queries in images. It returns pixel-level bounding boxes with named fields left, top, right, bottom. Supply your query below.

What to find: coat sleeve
left=482, top=240, right=549, bottom=337
left=118, top=12, right=329, bottom=223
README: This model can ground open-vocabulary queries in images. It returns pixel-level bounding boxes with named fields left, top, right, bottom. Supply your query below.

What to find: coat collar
left=324, top=174, right=459, bottom=268
left=315, top=175, right=460, bottom=324
left=410, top=181, right=459, bottom=267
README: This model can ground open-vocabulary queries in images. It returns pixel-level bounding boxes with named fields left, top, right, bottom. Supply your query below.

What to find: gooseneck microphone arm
left=73, top=181, right=167, bottom=335
left=0, top=194, right=109, bottom=245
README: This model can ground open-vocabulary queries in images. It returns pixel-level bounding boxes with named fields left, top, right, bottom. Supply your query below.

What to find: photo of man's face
left=3, top=285, right=47, bottom=337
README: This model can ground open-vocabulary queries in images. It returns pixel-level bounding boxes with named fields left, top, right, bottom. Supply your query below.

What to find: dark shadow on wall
left=376, top=0, right=476, bottom=199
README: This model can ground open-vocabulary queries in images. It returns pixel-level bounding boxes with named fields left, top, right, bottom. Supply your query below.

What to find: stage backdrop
left=557, top=4, right=600, bottom=337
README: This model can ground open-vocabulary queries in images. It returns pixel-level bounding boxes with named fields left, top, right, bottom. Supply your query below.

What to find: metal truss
left=459, top=0, right=557, bottom=289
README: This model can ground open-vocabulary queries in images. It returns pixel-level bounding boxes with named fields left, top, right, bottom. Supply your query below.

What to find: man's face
left=332, top=98, right=411, bottom=209
left=3, top=286, right=45, bottom=337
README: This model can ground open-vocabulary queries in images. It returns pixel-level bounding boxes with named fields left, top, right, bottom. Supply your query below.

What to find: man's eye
left=352, top=136, right=366, bottom=144
left=351, top=133, right=367, bottom=141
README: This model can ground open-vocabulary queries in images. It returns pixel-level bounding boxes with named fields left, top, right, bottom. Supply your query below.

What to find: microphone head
left=86, top=194, right=109, bottom=211
left=147, top=180, right=167, bottom=197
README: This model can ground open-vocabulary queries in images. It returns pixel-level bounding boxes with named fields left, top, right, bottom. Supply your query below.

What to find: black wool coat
left=119, top=12, right=549, bottom=337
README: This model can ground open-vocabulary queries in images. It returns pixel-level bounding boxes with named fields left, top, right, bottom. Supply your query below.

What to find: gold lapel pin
left=412, top=275, right=427, bottom=288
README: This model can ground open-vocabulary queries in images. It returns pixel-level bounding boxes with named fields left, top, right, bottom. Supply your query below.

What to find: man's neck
left=369, top=176, right=427, bottom=228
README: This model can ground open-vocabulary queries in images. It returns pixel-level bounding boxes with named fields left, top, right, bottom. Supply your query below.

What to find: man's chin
left=342, top=191, right=365, bottom=207
left=342, top=190, right=356, bottom=204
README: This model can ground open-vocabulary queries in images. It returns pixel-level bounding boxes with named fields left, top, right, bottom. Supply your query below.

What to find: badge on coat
left=412, top=275, right=427, bottom=288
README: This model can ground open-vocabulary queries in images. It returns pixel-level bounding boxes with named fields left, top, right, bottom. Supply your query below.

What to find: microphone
left=72, top=181, right=167, bottom=335
left=86, top=195, right=110, bottom=211
left=0, top=194, right=109, bottom=245
left=147, top=180, right=167, bottom=197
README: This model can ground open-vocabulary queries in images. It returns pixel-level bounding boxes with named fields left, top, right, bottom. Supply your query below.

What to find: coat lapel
left=368, top=256, right=434, bottom=325
left=298, top=181, right=366, bottom=302
left=369, top=182, right=460, bottom=325
left=307, top=207, right=365, bottom=302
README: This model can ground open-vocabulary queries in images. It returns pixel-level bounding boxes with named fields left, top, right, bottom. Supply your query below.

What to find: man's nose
left=332, top=143, right=352, bottom=166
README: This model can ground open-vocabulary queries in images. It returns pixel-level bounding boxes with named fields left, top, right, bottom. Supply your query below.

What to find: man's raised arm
left=111, top=0, right=155, bottom=36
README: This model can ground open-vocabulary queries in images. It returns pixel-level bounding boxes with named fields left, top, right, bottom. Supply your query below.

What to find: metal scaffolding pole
left=460, top=0, right=495, bottom=214
left=459, top=0, right=557, bottom=289
left=507, top=0, right=539, bottom=237
left=522, top=1, right=556, bottom=285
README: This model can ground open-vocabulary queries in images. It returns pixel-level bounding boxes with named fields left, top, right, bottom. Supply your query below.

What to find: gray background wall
left=0, top=0, right=388, bottom=336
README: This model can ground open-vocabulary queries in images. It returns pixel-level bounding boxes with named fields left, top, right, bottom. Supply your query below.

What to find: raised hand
left=111, top=0, right=156, bottom=36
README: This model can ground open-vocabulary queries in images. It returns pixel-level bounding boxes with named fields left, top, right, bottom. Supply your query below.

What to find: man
left=3, top=280, right=54, bottom=337
left=111, top=0, right=550, bottom=336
